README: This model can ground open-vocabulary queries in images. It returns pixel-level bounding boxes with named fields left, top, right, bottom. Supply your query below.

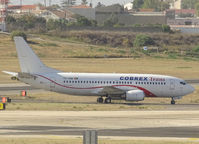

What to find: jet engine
left=126, top=90, right=145, bottom=101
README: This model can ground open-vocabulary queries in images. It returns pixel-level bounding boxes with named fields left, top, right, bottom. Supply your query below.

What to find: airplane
left=2, top=37, right=195, bottom=105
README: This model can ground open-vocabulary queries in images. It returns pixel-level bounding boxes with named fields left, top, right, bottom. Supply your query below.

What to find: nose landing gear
left=171, top=97, right=176, bottom=105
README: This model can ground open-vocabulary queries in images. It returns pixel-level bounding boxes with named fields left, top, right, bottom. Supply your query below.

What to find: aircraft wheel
left=97, top=97, right=103, bottom=103
left=105, top=97, right=112, bottom=104
left=171, top=99, right=176, bottom=105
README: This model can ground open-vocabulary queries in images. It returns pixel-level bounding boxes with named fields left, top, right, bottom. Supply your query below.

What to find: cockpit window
left=180, top=81, right=186, bottom=85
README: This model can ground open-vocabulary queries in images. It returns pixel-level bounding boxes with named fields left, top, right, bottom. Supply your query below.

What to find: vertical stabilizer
left=14, top=37, right=58, bottom=74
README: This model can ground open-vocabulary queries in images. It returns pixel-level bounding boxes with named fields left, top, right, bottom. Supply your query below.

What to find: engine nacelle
left=126, top=90, right=145, bottom=101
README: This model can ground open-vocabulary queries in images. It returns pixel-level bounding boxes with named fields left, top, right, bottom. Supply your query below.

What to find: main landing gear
left=171, top=97, right=176, bottom=105
left=97, top=97, right=112, bottom=104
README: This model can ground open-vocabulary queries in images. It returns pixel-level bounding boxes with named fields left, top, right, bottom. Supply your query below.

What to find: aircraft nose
left=188, top=84, right=195, bottom=94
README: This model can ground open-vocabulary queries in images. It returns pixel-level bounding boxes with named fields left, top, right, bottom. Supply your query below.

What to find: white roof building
left=124, top=2, right=134, bottom=11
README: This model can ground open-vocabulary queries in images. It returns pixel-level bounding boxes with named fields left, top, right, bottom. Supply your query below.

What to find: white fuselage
left=19, top=72, right=195, bottom=99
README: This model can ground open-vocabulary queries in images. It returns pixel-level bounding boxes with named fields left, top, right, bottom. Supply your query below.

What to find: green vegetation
left=133, top=0, right=170, bottom=11
left=161, top=24, right=171, bottom=33
left=6, top=14, right=97, bottom=33
left=134, top=34, right=154, bottom=47
left=193, top=45, right=199, bottom=52
left=195, top=2, right=199, bottom=16
left=61, top=0, right=76, bottom=7
left=47, top=19, right=68, bottom=31
left=182, top=0, right=199, bottom=9
left=103, top=14, right=119, bottom=27
left=6, top=15, right=46, bottom=33
left=11, top=31, right=27, bottom=41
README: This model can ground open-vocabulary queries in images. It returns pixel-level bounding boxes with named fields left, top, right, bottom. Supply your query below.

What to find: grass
left=6, top=103, right=163, bottom=111
left=1, top=57, right=199, bottom=83
left=0, top=33, right=199, bottom=107
left=0, top=137, right=198, bottom=144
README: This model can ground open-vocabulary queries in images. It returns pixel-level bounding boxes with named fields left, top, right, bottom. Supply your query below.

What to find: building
left=96, top=4, right=167, bottom=25
left=124, top=2, right=133, bottom=11
left=0, top=0, right=8, bottom=31
left=39, top=9, right=75, bottom=21
left=8, top=5, right=42, bottom=14
left=67, top=5, right=95, bottom=20
left=170, top=0, right=182, bottom=9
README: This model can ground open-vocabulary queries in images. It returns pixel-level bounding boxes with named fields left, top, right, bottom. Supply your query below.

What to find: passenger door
left=170, top=79, right=175, bottom=90
left=50, top=77, right=56, bottom=91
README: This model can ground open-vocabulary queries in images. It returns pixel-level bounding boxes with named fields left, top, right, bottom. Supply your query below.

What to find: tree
left=103, top=14, right=119, bottom=27
left=6, top=15, right=16, bottom=24
left=96, top=2, right=105, bottom=8
left=134, top=34, right=154, bottom=47
left=195, top=2, right=199, bottom=16
left=182, top=0, right=199, bottom=9
left=11, top=31, right=27, bottom=41
left=142, top=0, right=158, bottom=9
left=81, top=0, right=87, bottom=5
left=141, top=0, right=170, bottom=11
left=61, top=0, right=76, bottom=7
left=46, top=4, right=60, bottom=10
left=156, top=1, right=170, bottom=11
left=75, top=15, right=92, bottom=26
left=133, top=0, right=144, bottom=9
left=162, top=24, right=171, bottom=33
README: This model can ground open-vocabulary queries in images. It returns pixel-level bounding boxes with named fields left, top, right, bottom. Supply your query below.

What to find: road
left=0, top=111, right=199, bottom=138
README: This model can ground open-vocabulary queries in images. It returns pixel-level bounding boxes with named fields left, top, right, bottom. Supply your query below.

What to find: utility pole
left=49, top=0, right=51, bottom=6
left=20, top=0, right=22, bottom=13
left=44, top=0, right=46, bottom=7
left=0, top=0, right=9, bottom=32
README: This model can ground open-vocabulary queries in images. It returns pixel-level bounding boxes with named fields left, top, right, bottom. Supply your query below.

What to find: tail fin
left=14, top=37, right=59, bottom=74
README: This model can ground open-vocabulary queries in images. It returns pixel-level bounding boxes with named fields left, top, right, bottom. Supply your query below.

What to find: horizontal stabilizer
left=2, top=71, right=18, bottom=76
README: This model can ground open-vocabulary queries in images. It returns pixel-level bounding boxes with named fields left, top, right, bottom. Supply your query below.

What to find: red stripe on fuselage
left=36, top=74, right=157, bottom=97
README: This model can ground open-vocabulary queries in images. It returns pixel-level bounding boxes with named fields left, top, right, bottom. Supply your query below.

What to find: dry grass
left=1, top=33, right=199, bottom=80
left=3, top=85, right=199, bottom=111
left=6, top=102, right=163, bottom=111
left=0, top=137, right=198, bottom=144
left=1, top=58, right=199, bottom=83
left=1, top=33, right=199, bottom=107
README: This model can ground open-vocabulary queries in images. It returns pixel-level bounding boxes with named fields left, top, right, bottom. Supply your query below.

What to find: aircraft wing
left=2, top=71, right=18, bottom=77
left=99, top=86, right=125, bottom=95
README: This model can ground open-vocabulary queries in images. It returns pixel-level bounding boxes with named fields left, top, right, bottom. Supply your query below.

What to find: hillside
left=0, top=33, right=199, bottom=84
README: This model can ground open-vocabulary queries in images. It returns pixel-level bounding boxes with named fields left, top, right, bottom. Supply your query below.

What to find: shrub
left=103, top=14, right=119, bottom=27
left=11, top=31, right=27, bottom=41
left=134, top=34, right=154, bottom=47
left=193, top=45, right=199, bottom=52
left=162, top=24, right=171, bottom=32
